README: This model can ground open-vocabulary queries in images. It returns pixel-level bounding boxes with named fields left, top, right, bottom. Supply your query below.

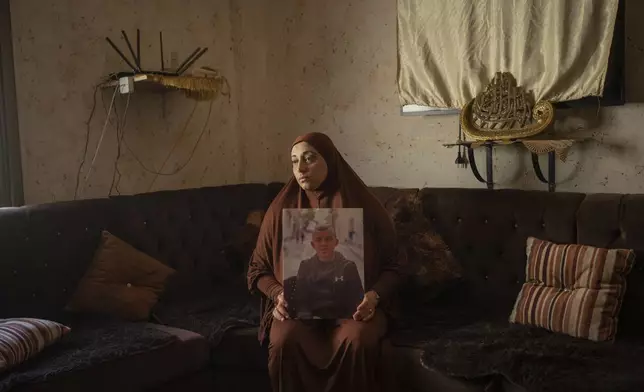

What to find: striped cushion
left=509, top=237, right=635, bottom=342
left=0, top=318, right=70, bottom=373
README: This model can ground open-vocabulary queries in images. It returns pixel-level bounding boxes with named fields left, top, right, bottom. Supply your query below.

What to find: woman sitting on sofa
left=247, top=132, right=404, bottom=392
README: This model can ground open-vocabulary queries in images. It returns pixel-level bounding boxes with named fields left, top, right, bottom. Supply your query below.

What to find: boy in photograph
left=294, top=225, right=364, bottom=319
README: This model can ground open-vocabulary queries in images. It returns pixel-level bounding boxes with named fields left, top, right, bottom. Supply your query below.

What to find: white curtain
left=397, top=0, right=619, bottom=109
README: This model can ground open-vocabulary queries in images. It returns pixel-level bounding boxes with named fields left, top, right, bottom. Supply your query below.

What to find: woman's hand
left=272, top=291, right=290, bottom=321
left=353, top=291, right=379, bottom=322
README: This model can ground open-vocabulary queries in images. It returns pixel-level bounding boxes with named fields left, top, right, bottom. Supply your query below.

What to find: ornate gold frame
left=460, top=72, right=555, bottom=141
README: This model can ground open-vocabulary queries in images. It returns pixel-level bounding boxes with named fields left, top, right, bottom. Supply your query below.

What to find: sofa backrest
left=108, top=184, right=279, bottom=302
left=576, top=194, right=644, bottom=339
left=0, top=199, right=113, bottom=320
left=419, top=188, right=586, bottom=317
left=0, top=183, right=281, bottom=320
left=1, top=183, right=643, bottom=341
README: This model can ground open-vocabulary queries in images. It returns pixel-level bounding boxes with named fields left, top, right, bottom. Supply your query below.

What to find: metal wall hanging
left=444, top=72, right=585, bottom=192
left=460, top=72, right=554, bottom=141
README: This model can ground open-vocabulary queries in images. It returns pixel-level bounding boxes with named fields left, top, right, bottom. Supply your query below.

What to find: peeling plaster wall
left=10, top=0, right=644, bottom=205
left=10, top=0, right=240, bottom=205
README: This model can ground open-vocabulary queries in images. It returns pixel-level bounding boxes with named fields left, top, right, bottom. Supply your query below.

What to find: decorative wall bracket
left=443, top=138, right=584, bottom=192
left=445, top=71, right=581, bottom=192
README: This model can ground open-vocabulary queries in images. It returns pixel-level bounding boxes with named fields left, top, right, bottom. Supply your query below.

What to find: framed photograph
left=282, top=208, right=364, bottom=320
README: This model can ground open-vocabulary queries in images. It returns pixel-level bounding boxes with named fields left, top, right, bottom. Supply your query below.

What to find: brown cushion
left=388, top=193, right=462, bottom=297
left=66, top=231, right=176, bottom=321
left=509, top=237, right=635, bottom=341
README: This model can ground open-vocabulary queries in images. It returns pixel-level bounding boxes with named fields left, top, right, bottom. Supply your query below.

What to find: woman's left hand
left=353, top=291, right=379, bottom=322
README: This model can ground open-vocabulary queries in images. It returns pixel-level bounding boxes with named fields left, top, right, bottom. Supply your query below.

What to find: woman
left=247, top=132, right=403, bottom=392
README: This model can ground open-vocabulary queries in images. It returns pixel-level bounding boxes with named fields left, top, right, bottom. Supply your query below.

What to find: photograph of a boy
left=293, top=225, right=364, bottom=319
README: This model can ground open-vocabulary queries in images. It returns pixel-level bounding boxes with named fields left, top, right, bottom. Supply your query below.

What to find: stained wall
left=10, top=0, right=240, bottom=204
left=10, top=0, right=644, bottom=205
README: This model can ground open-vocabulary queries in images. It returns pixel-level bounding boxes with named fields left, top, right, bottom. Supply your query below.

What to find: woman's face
left=291, top=141, right=328, bottom=191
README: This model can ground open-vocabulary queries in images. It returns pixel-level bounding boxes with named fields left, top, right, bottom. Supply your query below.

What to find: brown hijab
left=247, top=132, right=402, bottom=342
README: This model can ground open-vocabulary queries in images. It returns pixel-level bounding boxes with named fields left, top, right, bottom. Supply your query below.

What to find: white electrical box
left=119, top=76, right=134, bottom=94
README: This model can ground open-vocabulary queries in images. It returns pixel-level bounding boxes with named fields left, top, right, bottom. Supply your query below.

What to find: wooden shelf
left=100, top=74, right=176, bottom=94
left=98, top=72, right=230, bottom=100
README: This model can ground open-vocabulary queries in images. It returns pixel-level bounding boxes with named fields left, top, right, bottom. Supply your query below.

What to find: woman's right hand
left=272, top=291, right=289, bottom=321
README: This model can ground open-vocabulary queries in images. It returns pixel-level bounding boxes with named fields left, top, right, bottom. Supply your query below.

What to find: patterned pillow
left=509, top=237, right=635, bottom=341
left=227, top=210, right=265, bottom=276
left=388, top=193, right=462, bottom=298
left=0, top=318, right=70, bottom=373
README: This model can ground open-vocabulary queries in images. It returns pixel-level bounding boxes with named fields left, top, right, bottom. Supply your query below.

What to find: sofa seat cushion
left=211, top=327, right=267, bottom=369
left=153, top=282, right=260, bottom=349
left=420, top=321, right=644, bottom=392
left=1, top=319, right=208, bottom=392
left=392, top=346, right=496, bottom=392
left=391, top=315, right=482, bottom=349
left=391, top=292, right=492, bottom=349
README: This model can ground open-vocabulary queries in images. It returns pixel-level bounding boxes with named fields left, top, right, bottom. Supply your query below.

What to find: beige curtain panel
left=397, top=0, right=619, bottom=109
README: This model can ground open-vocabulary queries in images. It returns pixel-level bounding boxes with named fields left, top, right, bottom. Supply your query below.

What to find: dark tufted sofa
left=1, top=184, right=644, bottom=392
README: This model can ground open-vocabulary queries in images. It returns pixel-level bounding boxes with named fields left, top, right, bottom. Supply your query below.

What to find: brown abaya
left=247, top=132, right=403, bottom=392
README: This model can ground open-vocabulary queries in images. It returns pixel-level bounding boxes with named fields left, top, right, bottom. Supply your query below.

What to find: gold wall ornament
left=460, top=72, right=554, bottom=141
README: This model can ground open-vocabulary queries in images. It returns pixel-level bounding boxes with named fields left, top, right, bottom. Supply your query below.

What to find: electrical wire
left=73, top=85, right=99, bottom=200
left=74, top=85, right=117, bottom=200
left=108, top=92, right=131, bottom=196
left=121, top=101, right=213, bottom=177
left=100, top=92, right=214, bottom=191
left=147, top=100, right=198, bottom=191
left=83, top=86, right=118, bottom=184
left=76, top=73, right=219, bottom=199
